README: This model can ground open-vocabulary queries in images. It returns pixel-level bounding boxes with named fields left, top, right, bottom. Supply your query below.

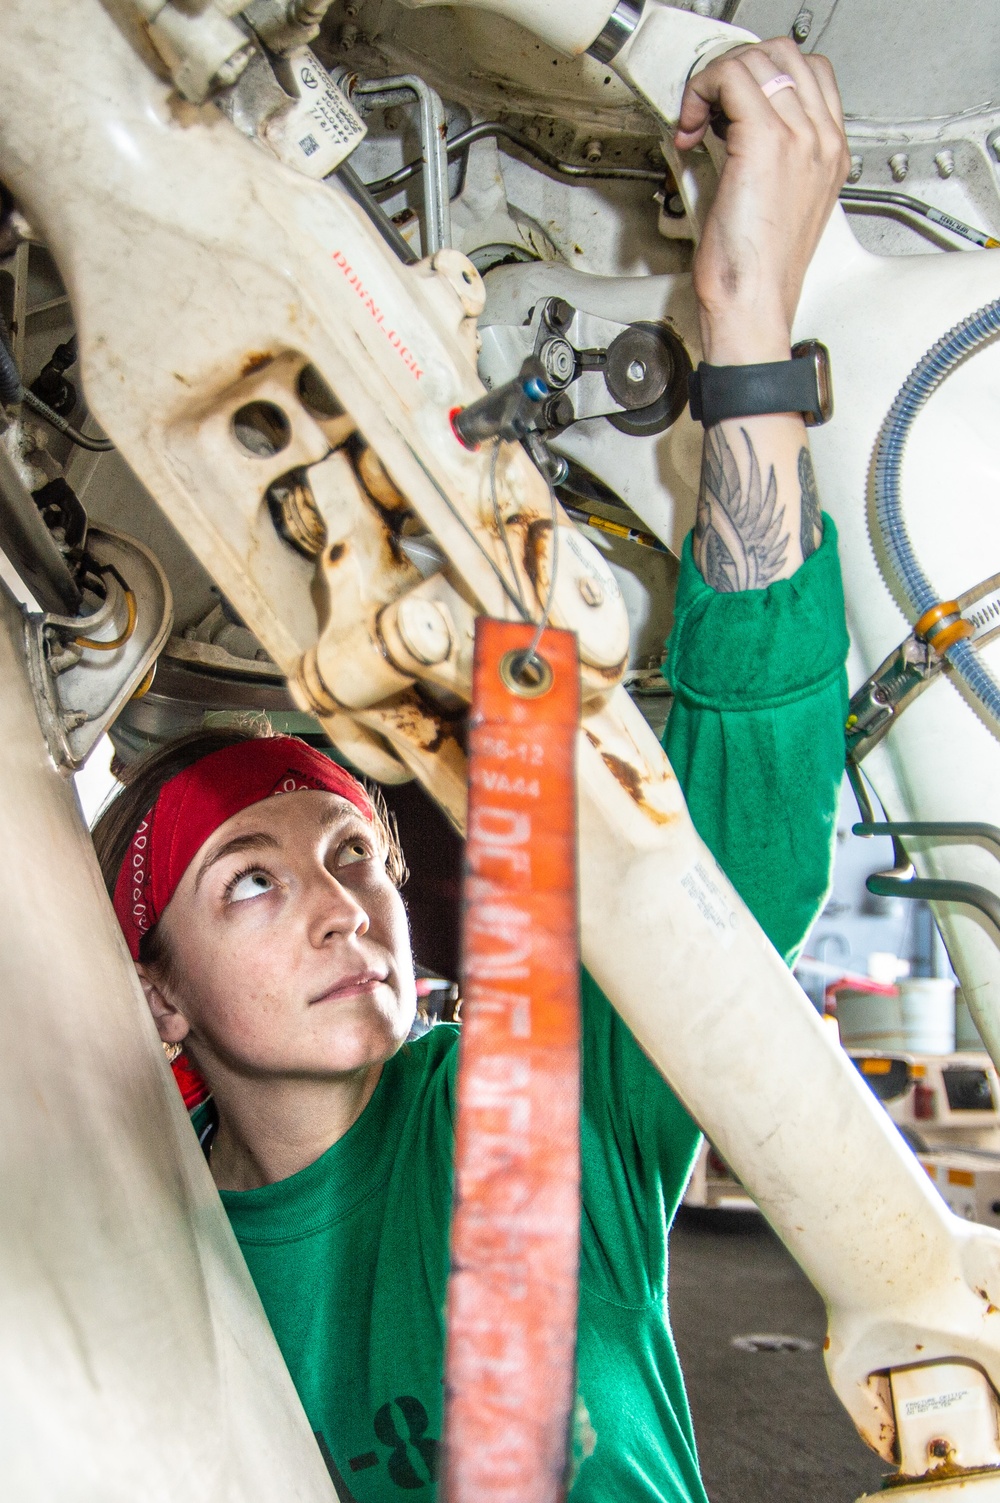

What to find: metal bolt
left=339, top=23, right=358, bottom=48
left=396, top=597, right=453, bottom=666
left=383, top=105, right=402, bottom=130
left=934, top=149, right=955, bottom=179
left=848, top=155, right=863, bottom=183
left=578, top=576, right=605, bottom=609
left=791, top=8, right=813, bottom=43
left=540, top=337, right=575, bottom=389
left=547, top=454, right=569, bottom=486
left=929, top=1439, right=951, bottom=1460
left=544, top=393, right=575, bottom=431
left=583, top=139, right=603, bottom=165
left=664, top=192, right=686, bottom=218
left=627, top=359, right=647, bottom=384
left=543, top=297, right=574, bottom=335
left=889, top=152, right=909, bottom=182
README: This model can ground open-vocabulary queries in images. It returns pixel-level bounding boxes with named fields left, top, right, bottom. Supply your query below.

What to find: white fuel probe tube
left=577, top=687, right=1000, bottom=1462
left=392, top=1, right=757, bottom=123
left=390, top=0, right=621, bottom=57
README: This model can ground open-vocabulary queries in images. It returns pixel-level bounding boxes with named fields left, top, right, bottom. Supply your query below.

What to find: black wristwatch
left=688, top=340, right=833, bottom=428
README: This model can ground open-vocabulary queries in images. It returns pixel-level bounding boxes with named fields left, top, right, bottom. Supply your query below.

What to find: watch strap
left=688, top=347, right=826, bottom=428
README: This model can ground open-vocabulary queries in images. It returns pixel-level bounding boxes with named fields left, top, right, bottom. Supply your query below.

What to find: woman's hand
left=676, top=37, right=850, bottom=364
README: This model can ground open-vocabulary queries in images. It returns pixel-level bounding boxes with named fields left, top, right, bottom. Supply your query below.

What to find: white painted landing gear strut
left=3, top=1, right=1000, bottom=1499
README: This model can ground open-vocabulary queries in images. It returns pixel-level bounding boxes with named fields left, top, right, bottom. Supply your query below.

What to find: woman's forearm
left=692, top=410, right=823, bottom=593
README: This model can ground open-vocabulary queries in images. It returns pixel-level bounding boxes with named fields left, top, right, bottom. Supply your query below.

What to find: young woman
left=94, top=37, right=851, bottom=1502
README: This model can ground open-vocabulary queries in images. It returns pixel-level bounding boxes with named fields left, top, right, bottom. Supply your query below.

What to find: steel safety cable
left=488, top=440, right=530, bottom=620
left=404, top=442, right=533, bottom=621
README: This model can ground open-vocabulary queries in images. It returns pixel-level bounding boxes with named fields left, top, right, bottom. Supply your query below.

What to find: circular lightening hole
left=232, top=400, right=292, bottom=458
left=297, top=363, right=345, bottom=419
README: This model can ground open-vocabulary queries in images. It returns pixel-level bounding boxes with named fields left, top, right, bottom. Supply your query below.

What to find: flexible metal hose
left=0, top=307, right=24, bottom=404
left=872, top=297, right=1000, bottom=724
left=0, top=307, right=114, bottom=451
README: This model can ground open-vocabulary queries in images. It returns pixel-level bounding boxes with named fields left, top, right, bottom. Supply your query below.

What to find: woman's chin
left=302, top=1007, right=413, bottom=1075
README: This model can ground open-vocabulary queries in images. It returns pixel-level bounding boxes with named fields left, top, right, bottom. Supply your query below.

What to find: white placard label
left=265, top=51, right=367, bottom=179
left=679, top=859, right=739, bottom=950
left=901, top=1387, right=976, bottom=1420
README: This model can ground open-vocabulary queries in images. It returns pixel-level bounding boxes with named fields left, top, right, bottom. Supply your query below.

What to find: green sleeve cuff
left=664, top=515, right=850, bottom=712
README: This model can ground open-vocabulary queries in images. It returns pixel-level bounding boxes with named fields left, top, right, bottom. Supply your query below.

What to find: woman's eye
left=338, top=840, right=372, bottom=867
left=228, top=870, right=275, bottom=903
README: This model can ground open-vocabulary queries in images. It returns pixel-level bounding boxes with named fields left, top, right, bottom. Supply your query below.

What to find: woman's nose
left=309, top=869, right=370, bottom=943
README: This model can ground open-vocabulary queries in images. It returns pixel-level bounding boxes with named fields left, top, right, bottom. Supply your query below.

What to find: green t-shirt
left=216, top=519, right=849, bottom=1503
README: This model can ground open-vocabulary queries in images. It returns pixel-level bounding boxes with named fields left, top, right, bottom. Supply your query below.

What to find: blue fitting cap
left=522, top=374, right=550, bottom=401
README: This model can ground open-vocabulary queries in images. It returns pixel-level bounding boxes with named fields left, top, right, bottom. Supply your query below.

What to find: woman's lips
left=309, top=970, right=388, bottom=1005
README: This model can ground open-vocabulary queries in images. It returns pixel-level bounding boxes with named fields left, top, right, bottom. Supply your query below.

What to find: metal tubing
left=21, top=389, right=114, bottom=451
left=0, top=443, right=81, bottom=614
left=840, top=186, right=999, bottom=251
left=867, top=872, right=1000, bottom=938
left=332, top=161, right=419, bottom=264
left=363, top=118, right=664, bottom=198
left=855, top=821, right=1000, bottom=861
left=354, top=74, right=451, bottom=252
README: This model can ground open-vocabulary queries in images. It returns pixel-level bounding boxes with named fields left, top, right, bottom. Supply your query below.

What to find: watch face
left=792, top=339, right=833, bottom=426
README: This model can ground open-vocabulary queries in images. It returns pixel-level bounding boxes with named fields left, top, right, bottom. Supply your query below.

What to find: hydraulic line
left=872, top=297, right=1000, bottom=727
left=841, top=187, right=1000, bottom=251
left=0, top=443, right=81, bottom=615
left=0, top=308, right=113, bottom=450
left=363, top=119, right=664, bottom=199
left=332, top=162, right=418, bottom=265
left=0, top=307, right=23, bottom=405
left=21, top=389, right=114, bottom=451
left=352, top=74, right=451, bottom=252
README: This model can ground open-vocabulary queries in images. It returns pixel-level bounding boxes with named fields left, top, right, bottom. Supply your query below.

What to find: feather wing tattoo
left=694, top=425, right=788, bottom=592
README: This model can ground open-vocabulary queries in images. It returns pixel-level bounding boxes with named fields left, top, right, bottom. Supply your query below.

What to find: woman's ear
left=135, top=963, right=190, bottom=1046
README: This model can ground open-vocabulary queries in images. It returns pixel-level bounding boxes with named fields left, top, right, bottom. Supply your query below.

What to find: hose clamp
left=914, top=600, right=974, bottom=654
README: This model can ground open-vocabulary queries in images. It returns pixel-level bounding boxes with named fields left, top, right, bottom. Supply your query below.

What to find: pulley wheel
left=604, top=322, right=692, bottom=437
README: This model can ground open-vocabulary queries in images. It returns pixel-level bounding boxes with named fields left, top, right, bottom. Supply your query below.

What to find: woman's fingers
left=804, top=51, right=846, bottom=129
left=734, top=43, right=817, bottom=134
left=675, top=38, right=845, bottom=156
left=675, top=46, right=781, bottom=150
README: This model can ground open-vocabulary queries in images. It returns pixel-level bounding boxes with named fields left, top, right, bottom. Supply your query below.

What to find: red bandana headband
left=112, top=737, right=373, bottom=963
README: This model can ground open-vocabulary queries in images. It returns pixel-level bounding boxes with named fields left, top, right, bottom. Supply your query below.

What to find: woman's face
left=147, top=789, right=416, bottom=1081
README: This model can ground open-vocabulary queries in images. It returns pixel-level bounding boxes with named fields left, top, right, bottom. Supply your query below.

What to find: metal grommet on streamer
left=498, top=647, right=554, bottom=698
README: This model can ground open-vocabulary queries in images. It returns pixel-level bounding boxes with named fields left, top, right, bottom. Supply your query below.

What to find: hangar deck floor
left=671, top=1210, right=887, bottom=1503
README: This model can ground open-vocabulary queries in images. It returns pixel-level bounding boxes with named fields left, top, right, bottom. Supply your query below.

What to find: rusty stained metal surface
left=240, top=350, right=275, bottom=378
left=583, top=725, right=676, bottom=826
left=355, top=688, right=470, bottom=832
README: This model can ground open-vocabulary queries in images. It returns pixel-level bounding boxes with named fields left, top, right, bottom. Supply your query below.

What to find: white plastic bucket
left=900, top=978, right=956, bottom=1055
left=836, top=980, right=956, bottom=1054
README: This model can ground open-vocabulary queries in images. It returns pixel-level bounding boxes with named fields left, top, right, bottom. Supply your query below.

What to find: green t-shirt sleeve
left=664, top=514, right=849, bottom=966
left=579, top=970, right=701, bottom=1305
